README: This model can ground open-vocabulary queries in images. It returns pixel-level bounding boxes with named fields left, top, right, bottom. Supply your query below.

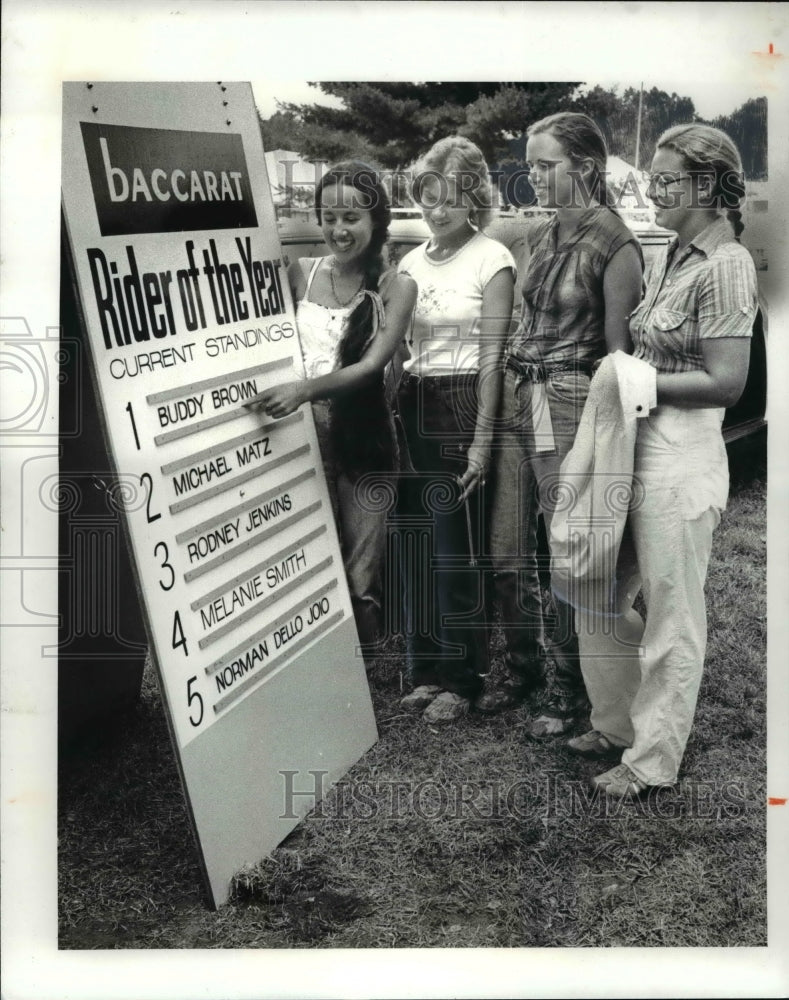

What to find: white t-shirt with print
left=397, top=231, right=515, bottom=375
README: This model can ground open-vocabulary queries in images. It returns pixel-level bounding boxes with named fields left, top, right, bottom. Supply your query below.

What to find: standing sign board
left=61, top=82, right=378, bottom=906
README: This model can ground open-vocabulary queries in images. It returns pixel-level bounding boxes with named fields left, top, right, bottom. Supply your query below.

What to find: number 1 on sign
left=125, top=401, right=141, bottom=450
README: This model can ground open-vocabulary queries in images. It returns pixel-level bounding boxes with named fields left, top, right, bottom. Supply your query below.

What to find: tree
left=259, top=110, right=304, bottom=153
left=278, top=83, right=431, bottom=167
left=711, top=98, right=767, bottom=180
left=569, top=85, right=623, bottom=149
left=616, top=87, right=698, bottom=167
left=460, top=83, right=579, bottom=162
left=260, top=81, right=770, bottom=210
left=274, top=82, right=579, bottom=168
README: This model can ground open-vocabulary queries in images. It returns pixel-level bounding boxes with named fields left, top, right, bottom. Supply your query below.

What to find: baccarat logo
left=80, top=121, right=259, bottom=236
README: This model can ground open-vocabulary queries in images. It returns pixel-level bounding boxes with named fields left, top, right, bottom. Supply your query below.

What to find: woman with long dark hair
left=248, top=161, right=416, bottom=660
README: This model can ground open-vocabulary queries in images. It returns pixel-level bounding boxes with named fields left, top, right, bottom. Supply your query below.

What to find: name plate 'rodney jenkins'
left=61, top=83, right=377, bottom=907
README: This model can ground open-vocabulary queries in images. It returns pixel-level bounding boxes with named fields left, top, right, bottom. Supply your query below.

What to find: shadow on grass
left=727, top=426, right=767, bottom=490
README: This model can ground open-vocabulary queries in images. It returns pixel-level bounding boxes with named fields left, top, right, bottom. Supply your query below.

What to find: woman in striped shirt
left=568, top=124, right=758, bottom=798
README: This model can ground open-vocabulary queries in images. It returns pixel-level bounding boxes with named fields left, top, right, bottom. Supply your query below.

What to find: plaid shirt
left=508, top=205, right=642, bottom=368
left=631, top=216, right=757, bottom=374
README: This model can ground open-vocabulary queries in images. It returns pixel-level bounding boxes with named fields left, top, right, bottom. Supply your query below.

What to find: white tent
left=606, top=155, right=655, bottom=226
left=606, top=155, right=646, bottom=181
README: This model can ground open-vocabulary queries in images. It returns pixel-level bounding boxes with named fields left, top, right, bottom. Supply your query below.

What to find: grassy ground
left=58, top=437, right=767, bottom=949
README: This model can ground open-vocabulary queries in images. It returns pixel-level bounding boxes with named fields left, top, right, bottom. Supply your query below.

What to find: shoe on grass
left=475, top=679, right=529, bottom=714
left=590, top=763, right=648, bottom=800
left=567, top=730, right=622, bottom=759
left=400, top=685, right=442, bottom=711
left=525, top=687, right=588, bottom=740
left=423, top=691, right=470, bottom=723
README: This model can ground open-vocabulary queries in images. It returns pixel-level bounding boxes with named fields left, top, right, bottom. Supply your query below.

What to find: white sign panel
left=61, top=82, right=377, bottom=905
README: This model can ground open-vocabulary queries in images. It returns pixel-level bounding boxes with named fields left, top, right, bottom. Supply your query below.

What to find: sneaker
left=423, top=691, right=471, bottom=723
left=525, top=687, right=588, bottom=740
left=591, top=763, right=648, bottom=800
left=400, top=685, right=442, bottom=711
left=567, top=730, right=621, bottom=760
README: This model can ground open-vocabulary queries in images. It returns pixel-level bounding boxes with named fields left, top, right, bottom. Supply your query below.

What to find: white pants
left=577, top=406, right=727, bottom=786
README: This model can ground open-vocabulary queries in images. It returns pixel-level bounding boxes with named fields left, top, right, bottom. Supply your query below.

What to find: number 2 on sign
left=140, top=473, right=161, bottom=523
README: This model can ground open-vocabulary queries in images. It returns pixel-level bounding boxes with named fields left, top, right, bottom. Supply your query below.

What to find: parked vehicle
left=276, top=208, right=767, bottom=443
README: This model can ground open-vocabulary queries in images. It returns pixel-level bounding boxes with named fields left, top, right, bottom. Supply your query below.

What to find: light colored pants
left=577, top=406, right=727, bottom=785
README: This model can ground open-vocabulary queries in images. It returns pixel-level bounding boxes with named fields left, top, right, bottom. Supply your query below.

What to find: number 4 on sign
left=172, top=610, right=189, bottom=657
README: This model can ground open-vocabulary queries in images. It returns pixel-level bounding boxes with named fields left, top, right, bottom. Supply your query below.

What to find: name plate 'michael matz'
left=61, top=82, right=377, bottom=907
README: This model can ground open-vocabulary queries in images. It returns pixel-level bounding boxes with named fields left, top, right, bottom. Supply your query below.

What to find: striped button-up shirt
left=630, top=216, right=757, bottom=374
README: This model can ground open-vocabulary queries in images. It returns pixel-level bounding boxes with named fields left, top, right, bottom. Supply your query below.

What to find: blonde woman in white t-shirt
left=396, top=136, right=515, bottom=723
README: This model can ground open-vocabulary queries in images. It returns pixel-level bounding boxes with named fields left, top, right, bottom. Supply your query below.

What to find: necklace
left=329, top=259, right=364, bottom=307
left=426, top=226, right=476, bottom=262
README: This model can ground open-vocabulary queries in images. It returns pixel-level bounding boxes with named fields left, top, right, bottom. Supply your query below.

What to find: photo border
left=2, top=2, right=788, bottom=997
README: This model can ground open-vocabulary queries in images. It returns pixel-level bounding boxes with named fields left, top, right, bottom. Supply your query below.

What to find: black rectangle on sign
left=80, top=122, right=259, bottom=235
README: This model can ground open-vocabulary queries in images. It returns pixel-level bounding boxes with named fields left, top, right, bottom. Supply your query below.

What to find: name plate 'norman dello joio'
left=61, top=82, right=377, bottom=907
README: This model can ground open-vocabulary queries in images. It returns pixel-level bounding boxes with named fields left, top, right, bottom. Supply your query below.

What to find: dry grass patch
left=59, top=444, right=766, bottom=949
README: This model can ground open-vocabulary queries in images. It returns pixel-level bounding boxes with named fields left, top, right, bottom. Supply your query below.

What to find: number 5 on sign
left=61, top=81, right=377, bottom=908
left=187, top=676, right=204, bottom=728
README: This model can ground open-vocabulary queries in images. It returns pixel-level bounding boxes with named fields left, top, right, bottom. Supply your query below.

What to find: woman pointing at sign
left=246, top=161, right=417, bottom=662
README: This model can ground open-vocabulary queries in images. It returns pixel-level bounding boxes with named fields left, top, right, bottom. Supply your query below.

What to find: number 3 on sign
left=187, top=676, right=204, bottom=727
left=154, top=541, right=175, bottom=591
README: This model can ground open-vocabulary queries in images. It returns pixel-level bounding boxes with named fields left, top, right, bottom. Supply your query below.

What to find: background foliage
left=260, top=82, right=767, bottom=207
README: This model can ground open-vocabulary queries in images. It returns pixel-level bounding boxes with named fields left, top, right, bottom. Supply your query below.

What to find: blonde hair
left=655, top=123, right=746, bottom=238
left=413, top=135, right=495, bottom=230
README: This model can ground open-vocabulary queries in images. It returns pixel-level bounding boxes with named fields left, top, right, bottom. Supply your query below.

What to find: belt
left=504, top=355, right=595, bottom=383
left=398, top=370, right=478, bottom=390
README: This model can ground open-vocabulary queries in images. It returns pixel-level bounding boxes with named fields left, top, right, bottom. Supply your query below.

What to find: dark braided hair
left=314, top=162, right=396, bottom=480
left=656, top=124, right=747, bottom=240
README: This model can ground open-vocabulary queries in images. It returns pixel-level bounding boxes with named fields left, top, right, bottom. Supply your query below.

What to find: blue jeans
left=395, top=373, right=489, bottom=699
left=489, top=367, right=590, bottom=692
